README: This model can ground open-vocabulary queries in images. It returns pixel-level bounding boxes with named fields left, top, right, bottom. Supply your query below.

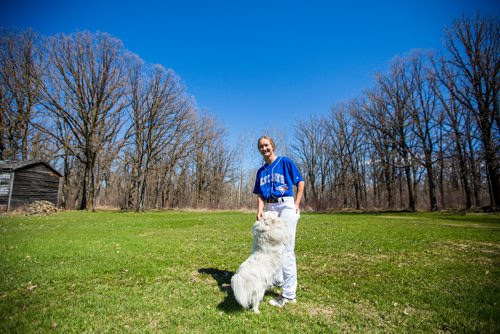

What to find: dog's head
left=253, top=211, right=279, bottom=232
left=252, top=211, right=289, bottom=245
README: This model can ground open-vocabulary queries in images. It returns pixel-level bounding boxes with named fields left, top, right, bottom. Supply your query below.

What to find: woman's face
left=258, top=138, right=275, bottom=159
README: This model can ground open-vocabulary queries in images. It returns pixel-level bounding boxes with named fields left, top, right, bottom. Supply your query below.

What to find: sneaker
left=269, top=296, right=297, bottom=308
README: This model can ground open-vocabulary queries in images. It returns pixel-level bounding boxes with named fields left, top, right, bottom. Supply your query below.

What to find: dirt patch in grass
left=431, top=240, right=500, bottom=266
left=353, top=300, right=385, bottom=323
left=344, top=252, right=389, bottom=262
left=434, top=240, right=500, bottom=253
left=441, top=223, right=500, bottom=229
left=378, top=215, right=421, bottom=220
left=301, top=303, right=336, bottom=317
left=474, top=241, right=500, bottom=249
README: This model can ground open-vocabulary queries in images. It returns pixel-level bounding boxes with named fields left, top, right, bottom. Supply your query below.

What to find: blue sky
left=1, top=0, right=499, bottom=156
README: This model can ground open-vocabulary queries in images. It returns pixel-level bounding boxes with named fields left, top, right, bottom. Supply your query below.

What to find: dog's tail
left=231, top=273, right=252, bottom=309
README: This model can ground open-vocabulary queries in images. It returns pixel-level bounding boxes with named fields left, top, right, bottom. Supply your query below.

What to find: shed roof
left=0, top=160, right=62, bottom=177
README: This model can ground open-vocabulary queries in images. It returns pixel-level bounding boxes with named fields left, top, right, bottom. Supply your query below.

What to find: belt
left=265, top=197, right=283, bottom=203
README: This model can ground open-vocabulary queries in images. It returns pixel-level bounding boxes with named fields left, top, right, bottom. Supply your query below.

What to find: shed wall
left=0, top=172, right=11, bottom=206
left=9, top=165, right=60, bottom=207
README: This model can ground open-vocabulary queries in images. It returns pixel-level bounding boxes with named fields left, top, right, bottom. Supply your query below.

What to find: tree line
left=1, top=15, right=498, bottom=212
left=0, top=29, right=236, bottom=211
left=293, top=16, right=499, bottom=211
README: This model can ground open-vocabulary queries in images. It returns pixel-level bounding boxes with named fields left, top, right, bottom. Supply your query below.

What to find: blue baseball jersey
left=253, top=156, right=304, bottom=199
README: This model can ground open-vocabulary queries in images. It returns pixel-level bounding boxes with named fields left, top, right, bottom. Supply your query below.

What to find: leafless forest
left=1, top=15, right=498, bottom=212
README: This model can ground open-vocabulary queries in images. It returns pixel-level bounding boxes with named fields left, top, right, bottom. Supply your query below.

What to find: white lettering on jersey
left=260, top=173, right=285, bottom=186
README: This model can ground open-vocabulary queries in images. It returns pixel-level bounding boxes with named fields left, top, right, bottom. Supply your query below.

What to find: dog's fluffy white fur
left=231, top=211, right=289, bottom=313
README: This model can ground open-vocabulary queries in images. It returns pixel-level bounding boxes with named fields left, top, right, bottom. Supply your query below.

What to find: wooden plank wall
left=0, top=172, right=11, bottom=205
left=9, top=164, right=60, bottom=207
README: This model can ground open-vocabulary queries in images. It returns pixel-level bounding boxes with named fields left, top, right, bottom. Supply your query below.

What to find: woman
left=253, top=135, right=304, bottom=307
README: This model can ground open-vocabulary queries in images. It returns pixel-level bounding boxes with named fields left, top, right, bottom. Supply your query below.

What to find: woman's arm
left=256, top=195, right=265, bottom=220
left=295, top=181, right=305, bottom=213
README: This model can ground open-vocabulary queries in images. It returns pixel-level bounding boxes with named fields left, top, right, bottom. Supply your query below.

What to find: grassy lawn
left=0, top=210, right=499, bottom=333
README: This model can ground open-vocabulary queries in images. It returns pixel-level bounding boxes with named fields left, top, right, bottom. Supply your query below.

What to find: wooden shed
left=0, top=160, right=62, bottom=212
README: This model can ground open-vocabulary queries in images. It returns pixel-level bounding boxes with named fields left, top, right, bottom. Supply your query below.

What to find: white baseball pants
left=266, top=196, right=300, bottom=300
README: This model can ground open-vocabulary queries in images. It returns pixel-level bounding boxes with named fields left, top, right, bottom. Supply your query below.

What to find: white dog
left=231, top=211, right=289, bottom=313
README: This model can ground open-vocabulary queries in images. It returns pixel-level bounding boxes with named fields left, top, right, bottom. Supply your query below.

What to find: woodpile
left=22, top=200, right=59, bottom=215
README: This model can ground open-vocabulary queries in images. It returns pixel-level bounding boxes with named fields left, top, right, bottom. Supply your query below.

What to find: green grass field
left=0, top=210, right=499, bottom=333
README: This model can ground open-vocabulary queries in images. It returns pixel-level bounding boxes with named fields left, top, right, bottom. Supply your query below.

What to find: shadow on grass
left=198, top=268, right=240, bottom=313
left=198, top=268, right=281, bottom=313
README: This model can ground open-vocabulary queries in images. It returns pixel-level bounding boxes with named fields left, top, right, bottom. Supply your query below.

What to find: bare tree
left=36, top=31, right=128, bottom=210
left=125, top=59, right=195, bottom=211
left=292, top=115, right=331, bottom=210
left=431, top=56, right=476, bottom=209
left=326, top=104, right=366, bottom=210
left=0, top=29, right=41, bottom=160
left=374, top=58, right=418, bottom=211
left=405, top=51, right=442, bottom=211
left=232, top=131, right=260, bottom=209
left=438, top=16, right=499, bottom=209
left=192, top=112, right=233, bottom=208
left=356, top=89, right=399, bottom=209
